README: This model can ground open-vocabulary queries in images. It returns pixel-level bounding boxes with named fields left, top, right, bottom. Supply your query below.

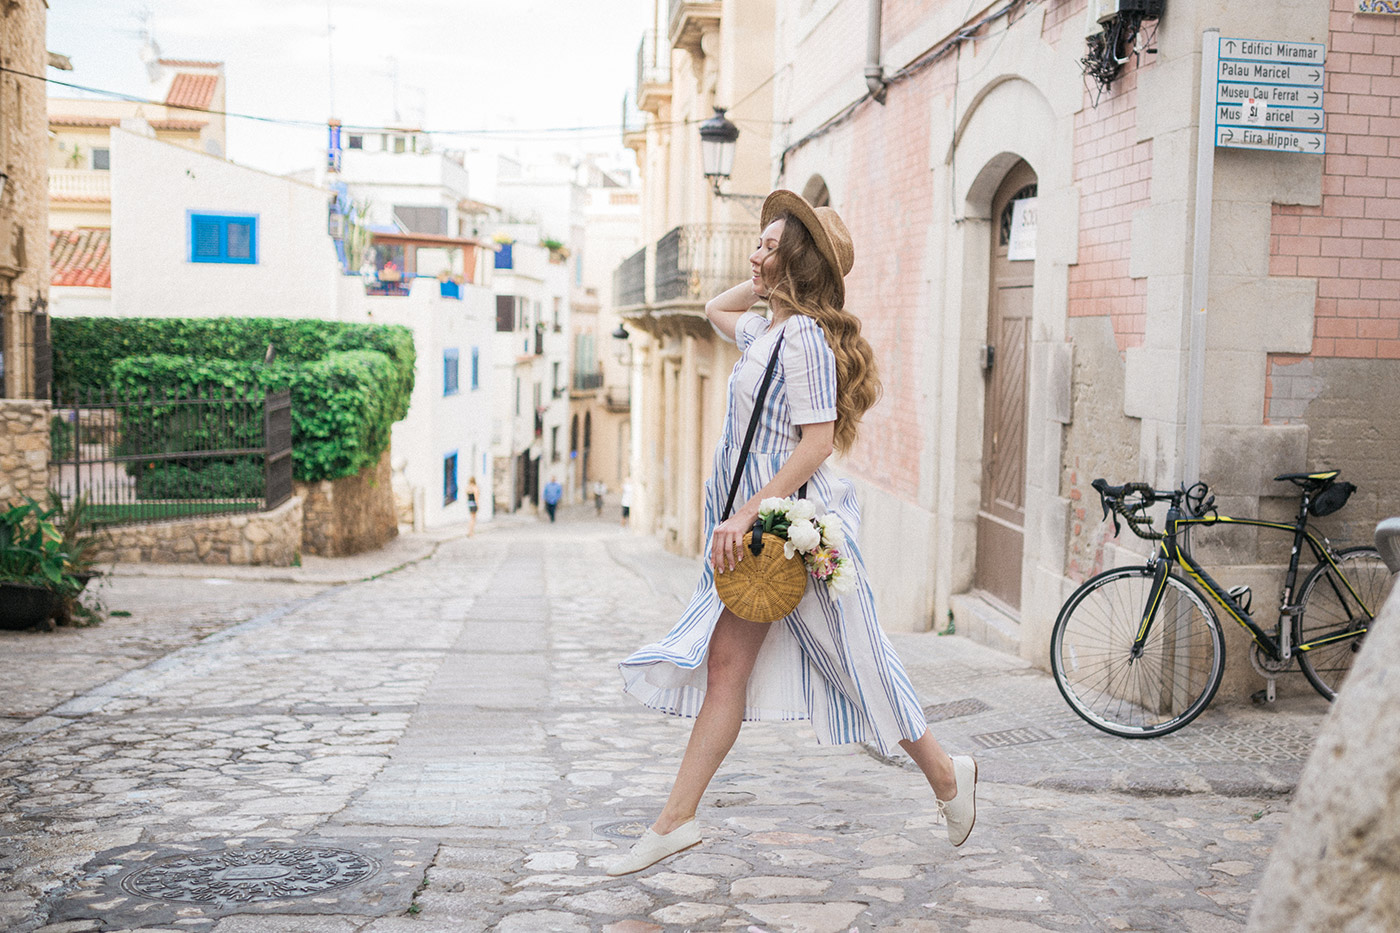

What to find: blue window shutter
left=471, top=347, right=479, bottom=390
left=444, top=349, right=460, bottom=396
left=190, top=213, right=258, bottom=264
left=192, top=217, right=222, bottom=260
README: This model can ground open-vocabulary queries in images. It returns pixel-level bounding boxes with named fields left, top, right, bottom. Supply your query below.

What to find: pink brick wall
left=1267, top=2, right=1400, bottom=366
left=1066, top=63, right=1152, bottom=353
left=828, top=61, right=952, bottom=501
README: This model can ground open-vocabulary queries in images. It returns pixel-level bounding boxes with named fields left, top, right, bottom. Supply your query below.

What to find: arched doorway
left=975, top=160, right=1037, bottom=614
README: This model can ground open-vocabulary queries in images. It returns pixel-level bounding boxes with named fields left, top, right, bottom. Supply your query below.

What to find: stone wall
left=1246, top=576, right=1400, bottom=932
left=93, top=496, right=303, bottom=566
left=294, top=448, right=397, bottom=557
left=0, top=400, right=50, bottom=503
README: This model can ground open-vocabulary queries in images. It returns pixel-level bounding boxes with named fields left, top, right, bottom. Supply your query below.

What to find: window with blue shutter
left=444, top=348, right=460, bottom=396
left=470, top=347, right=480, bottom=390
left=189, top=213, right=259, bottom=264
left=443, top=452, right=458, bottom=505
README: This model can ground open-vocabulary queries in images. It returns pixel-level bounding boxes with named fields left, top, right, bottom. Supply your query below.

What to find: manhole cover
left=922, top=698, right=993, bottom=722
left=594, top=819, right=649, bottom=840
left=121, top=845, right=380, bottom=907
left=972, top=727, right=1055, bottom=748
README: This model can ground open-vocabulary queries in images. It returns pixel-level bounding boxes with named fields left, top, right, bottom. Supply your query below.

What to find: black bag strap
left=722, top=330, right=808, bottom=522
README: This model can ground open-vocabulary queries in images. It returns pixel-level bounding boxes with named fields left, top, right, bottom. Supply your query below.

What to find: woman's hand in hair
left=705, top=280, right=764, bottom=342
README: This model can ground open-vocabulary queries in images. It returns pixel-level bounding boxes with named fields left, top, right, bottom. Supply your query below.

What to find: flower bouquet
left=756, top=496, right=855, bottom=595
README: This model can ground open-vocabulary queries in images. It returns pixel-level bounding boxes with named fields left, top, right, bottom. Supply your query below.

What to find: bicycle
left=1050, top=470, right=1393, bottom=738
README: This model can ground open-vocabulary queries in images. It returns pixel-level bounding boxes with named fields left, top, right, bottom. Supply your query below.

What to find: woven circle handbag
left=712, top=330, right=808, bottom=624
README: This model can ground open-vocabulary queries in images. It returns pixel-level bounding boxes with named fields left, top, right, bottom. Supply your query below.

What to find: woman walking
left=608, top=191, right=976, bottom=876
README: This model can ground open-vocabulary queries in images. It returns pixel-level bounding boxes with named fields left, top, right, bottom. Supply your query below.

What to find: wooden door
left=975, top=164, right=1038, bottom=613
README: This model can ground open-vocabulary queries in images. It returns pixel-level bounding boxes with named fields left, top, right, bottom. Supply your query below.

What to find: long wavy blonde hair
left=765, top=213, right=881, bottom=453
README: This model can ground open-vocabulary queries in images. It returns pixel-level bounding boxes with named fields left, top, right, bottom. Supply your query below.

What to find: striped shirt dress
left=618, top=310, right=930, bottom=756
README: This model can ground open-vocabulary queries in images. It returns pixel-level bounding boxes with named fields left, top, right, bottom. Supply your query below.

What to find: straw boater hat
left=760, top=189, right=855, bottom=306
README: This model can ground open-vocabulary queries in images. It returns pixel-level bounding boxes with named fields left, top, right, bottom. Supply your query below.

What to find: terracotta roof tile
left=165, top=73, right=218, bottom=111
left=49, top=228, right=112, bottom=288
left=157, top=58, right=222, bottom=68
left=48, top=115, right=207, bottom=131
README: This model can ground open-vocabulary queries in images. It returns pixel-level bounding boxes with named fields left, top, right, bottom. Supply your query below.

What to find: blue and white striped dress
left=619, top=310, right=929, bottom=756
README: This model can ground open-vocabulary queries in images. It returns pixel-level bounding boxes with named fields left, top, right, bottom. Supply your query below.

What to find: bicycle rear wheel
left=1295, top=546, right=1393, bottom=700
left=1051, top=566, right=1226, bottom=738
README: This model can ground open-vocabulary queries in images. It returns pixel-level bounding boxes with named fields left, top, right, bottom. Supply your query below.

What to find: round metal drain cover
left=121, top=846, right=379, bottom=906
left=594, top=819, right=648, bottom=840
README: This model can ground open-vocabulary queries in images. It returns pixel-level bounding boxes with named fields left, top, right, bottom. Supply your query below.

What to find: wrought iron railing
left=636, top=29, right=671, bottom=93
left=49, top=388, right=294, bottom=527
left=573, top=370, right=604, bottom=390
left=654, top=224, right=752, bottom=303
left=616, top=246, right=647, bottom=308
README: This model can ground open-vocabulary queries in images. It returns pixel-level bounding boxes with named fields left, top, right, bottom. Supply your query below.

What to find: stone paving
left=0, top=505, right=1331, bottom=932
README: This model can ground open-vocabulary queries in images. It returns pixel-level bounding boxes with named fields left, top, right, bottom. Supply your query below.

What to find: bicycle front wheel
left=1295, top=546, right=1393, bottom=700
left=1051, top=566, right=1226, bottom=738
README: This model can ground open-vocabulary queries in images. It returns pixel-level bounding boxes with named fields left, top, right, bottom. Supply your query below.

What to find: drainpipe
left=865, top=0, right=888, bottom=103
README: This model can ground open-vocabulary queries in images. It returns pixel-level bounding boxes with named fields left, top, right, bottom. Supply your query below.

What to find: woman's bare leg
left=652, top=609, right=771, bottom=834
left=901, top=729, right=959, bottom=800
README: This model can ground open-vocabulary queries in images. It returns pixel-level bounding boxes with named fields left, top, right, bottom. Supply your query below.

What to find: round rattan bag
left=713, top=526, right=809, bottom=623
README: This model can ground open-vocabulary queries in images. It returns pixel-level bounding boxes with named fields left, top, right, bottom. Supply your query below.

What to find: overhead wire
left=1, top=63, right=786, bottom=142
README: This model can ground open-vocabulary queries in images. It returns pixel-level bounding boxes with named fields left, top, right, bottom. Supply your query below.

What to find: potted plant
left=0, top=498, right=93, bottom=630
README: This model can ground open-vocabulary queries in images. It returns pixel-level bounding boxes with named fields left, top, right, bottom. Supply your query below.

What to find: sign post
left=1183, top=33, right=1327, bottom=489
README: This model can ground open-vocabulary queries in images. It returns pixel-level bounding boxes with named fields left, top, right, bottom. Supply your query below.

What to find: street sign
left=1215, top=126, right=1325, bottom=154
left=1215, top=36, right=1326, bottom=154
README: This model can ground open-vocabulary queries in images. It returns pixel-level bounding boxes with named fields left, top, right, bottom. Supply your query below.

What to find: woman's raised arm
left=706, top=280, right=763, bottom=342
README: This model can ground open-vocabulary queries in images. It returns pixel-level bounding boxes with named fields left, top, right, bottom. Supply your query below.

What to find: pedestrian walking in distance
left=593, top=479, right=607, bottom=516
left=465, top=476, right=479, bottom=537
left=619, top=480, right=633, bottom=528
left=543, top=477, right=563, bottom=523
left=606, top=190, right=976, bottom=876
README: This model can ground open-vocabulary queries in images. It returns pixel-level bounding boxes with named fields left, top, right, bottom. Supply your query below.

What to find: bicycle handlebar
left=1090, top=478, right=1198, bottom=540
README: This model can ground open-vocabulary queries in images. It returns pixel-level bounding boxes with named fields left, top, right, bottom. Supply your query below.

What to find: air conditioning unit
left=1086, top=0, right=1164, bottom=34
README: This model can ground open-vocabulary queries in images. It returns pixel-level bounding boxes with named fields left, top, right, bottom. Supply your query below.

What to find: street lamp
left=611, top=322, right=632, bottom=366
left=698, top=108, right=764, bottom=203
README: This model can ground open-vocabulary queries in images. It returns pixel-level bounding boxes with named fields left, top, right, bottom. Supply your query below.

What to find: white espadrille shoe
left=936, top=755, right=978, bottom=847
left=604, top=820, right=701, bottom=876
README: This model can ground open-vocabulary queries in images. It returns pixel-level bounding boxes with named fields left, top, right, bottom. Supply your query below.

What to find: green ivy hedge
left=53, top=318, right=416, bottom=483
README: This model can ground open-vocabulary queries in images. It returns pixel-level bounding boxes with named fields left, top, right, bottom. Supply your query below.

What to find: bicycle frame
left=1131, top=493, right=1378, bottom=663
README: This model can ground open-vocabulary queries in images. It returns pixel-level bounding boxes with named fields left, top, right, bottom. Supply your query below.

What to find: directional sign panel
left=1215, top=36, right=1326, bottom=154
left=1215, top=126, right=1326, bottom=154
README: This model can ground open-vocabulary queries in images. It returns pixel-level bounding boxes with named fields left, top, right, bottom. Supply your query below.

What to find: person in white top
left=619, top=480, right=633, bottom=527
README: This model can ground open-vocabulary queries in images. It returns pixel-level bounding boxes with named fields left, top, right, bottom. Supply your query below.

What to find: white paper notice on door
left=1007, top=197, right=1037, bottom=262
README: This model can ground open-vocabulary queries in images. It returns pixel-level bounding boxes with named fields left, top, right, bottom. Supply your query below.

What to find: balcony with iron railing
left=48, top=168, right=111, bottom=203
left=572, top=369, right=604, bottom=391
left=615, top=245, right=647, bottom=309
left=636, top=29, right=672, bottom=114
left=653, top=224, right=752, bottom=305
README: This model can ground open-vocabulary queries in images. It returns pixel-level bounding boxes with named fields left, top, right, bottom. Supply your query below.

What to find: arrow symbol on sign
left=1308, top=112, right=1321, bottom=124
left=1309, top=69, right=1321, bottom=83
left=1222, top=129, right=1234, bottom=142
left=1225, top=40, right=1237, bottom=54
left=1309, top=137, right=1320, bottom=149
left=1308, top=92, right=1319, bottom=104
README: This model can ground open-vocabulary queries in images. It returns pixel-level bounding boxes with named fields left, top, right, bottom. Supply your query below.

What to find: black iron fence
left=49, top=388, right=294, bottom=527
left=654, top=224, right=752, bottom=303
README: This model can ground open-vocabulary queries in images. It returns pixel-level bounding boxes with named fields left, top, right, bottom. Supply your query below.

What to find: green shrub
left=134, top=458, right=263, bottom=500
left=50, top=416, right=74, bottom=462
left=53, top=318, right=416, bottom=483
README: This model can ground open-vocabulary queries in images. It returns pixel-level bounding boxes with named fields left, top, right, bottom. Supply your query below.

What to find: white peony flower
left=787, top=498, right=817, bottom=522
left=759, top=496, right=787, bottom=515
left=818, top=514, right=844, bottom=548
left=783, top=539, right=799, bottom=560
left=786, top=519, right=821, bottom=553
left=829, top=560, right=857, bottom=595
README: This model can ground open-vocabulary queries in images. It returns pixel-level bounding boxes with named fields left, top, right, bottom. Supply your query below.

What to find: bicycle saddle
left=1274, top=470, right=1340, bottom=489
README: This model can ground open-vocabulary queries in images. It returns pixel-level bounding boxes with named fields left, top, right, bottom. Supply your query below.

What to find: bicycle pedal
left=1250, top=679, right=1277, bottom=705
left=1228, top=584, right=1253, bottom=613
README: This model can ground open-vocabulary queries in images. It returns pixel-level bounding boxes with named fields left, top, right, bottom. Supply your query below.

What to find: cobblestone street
left=1, top=506, right=1330, bottom=933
